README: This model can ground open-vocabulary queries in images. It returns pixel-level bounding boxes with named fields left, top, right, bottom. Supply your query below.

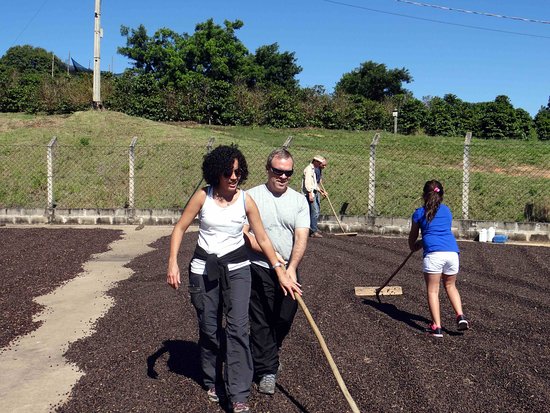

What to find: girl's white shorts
left=423, top=251, right=459, bottom=275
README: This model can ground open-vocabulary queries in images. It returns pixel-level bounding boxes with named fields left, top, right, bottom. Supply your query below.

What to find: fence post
left=47, top=137, right=57, bottom=210
left=206, top=137, right=215, bottom=154
left=129, top=137, right=138, bottom=213
left=462, top=131, right=472, bottom=220
left=367, top=132, right=380, bottom=218
left=282, top=136, right=293, bottom=149
left=182, top=137, right=215, bottom=211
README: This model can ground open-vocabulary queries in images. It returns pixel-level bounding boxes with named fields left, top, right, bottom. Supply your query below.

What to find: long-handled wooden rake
left=319, top=183, right=358, bottom=237
left=296, top=294, right=361, bottom=413
left=354, top=250, right=415, bottom=302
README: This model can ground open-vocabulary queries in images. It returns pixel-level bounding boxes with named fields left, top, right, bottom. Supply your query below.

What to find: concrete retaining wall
left=0, top=208, right=182, bottom=226
left=1, top=208, right=549, bottom=244
left=323, top=215, right=550, bottom=244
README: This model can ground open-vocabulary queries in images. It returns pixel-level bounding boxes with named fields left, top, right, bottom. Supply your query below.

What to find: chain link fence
left=1, top=134, right=548, bottom=222
left=0, top=144, right=46, bottom=208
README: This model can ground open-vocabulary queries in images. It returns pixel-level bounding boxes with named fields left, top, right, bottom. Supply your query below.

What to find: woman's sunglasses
left=223, top=168, right=243, bottom=178
left=269, top=166, right=294, bottom=177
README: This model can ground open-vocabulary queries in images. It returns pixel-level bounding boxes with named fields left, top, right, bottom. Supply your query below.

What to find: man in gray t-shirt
left=244, top=148, right=310, bottom=396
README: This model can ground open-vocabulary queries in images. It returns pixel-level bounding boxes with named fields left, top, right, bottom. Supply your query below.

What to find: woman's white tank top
left=190, top=187, right=250, bottom=274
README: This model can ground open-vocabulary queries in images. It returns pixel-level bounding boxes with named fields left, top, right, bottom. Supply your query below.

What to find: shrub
left=261, top=86, right=304, bottom=128
left=534, top=108, right=550, bottom=141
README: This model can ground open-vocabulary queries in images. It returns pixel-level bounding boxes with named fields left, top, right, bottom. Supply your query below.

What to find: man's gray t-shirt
left=246, top=184, right=310, bottom=266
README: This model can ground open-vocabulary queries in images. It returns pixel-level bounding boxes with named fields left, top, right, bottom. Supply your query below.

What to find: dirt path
left=0, top=225, right=173, bottom=412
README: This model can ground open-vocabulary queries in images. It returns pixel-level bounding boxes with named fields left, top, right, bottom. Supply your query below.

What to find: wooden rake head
left=354, top=251, right=415, bottom=302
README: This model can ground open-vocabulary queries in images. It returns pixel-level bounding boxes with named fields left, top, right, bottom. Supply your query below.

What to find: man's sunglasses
left=223, top=168, right=243, bottom=178
left=269, top=166, right=294, bottom=177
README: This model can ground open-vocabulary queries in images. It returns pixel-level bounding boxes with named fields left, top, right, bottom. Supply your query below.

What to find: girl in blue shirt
left=408, top=180, right=469, bottom=338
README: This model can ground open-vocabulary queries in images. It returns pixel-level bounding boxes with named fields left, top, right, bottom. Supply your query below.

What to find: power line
left=11, top=0, right=50, bottom=46
left=397, top=0, right=550, bottom=25
left=323, top=0, right=550, bottom=40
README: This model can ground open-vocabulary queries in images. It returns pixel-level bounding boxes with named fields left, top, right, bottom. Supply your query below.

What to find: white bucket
left=479, top=228, right=488, bottom=242
left=487, top=227, right=495, bottom=242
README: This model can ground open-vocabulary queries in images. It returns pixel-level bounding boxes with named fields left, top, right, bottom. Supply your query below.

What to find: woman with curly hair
left=167, top=145, right=301, bottom=413
left=408, top=180, right=469, bottom=338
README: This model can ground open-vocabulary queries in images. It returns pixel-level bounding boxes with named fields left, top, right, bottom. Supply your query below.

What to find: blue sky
left=1, top=0, right=549, bottom=116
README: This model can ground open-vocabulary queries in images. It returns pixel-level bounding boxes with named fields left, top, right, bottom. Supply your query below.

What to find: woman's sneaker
left=456, top=314, right=470, bottom=331
left=232, top=401, right=250, bottom=412
left=425, top=323, right=443, bottom=338
left=258, top=373, right=276, bottom=395
left=207, top=387, right=219, bottom=403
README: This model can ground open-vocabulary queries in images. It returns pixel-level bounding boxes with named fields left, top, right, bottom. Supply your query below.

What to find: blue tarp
left=71, top=58, right=93, bottom=73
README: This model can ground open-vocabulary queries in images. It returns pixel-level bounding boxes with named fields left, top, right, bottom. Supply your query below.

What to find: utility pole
left=92, top=0, right=103, bottom=109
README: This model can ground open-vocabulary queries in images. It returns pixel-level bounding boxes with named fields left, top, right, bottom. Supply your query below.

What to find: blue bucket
left=492, top=234, right=508, bottom=243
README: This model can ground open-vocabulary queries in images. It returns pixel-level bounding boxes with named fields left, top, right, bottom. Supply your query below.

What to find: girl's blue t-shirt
left=412, top=204, right=459, bottom=256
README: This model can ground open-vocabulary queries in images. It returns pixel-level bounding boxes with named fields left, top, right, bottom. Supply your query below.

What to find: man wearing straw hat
left=302, top=155, right=326, bottom=238
left=243, top=148, right=310, bottom=395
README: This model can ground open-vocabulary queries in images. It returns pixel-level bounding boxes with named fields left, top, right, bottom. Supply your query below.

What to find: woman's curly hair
left=202, top=144, right=248, bottom=187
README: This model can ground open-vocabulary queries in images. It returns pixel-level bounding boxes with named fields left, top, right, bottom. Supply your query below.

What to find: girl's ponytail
left=423, top=180, right=444, bottom=222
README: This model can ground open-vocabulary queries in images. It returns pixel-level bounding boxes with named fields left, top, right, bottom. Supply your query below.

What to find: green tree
left=398, top=96, right=427, bottom=135
left=423, top=96, right=456, bottom=136
left=335, top=60, right=412, bottom=102
left=117, top=19, right=255, bottom=123
left=118, top=25, right=154, bottom=72
left=223, top=82, right=265, bottom=125
left=0, top=69, right=42, bottom=112
left=297, top=86, right=331, bottom=128
left=534, top=106, right=550, bottom=141
left=322, top=93, right=388, bottom=130
left=248, top=43, right=302, bottom=91
left=441, top=94, right=478, bottom=135
left=179, top=19, right=249, bottom=83
left=515, top=108, right=535, bottom=140
left=479, top=95, right=532, bottom=140
left=261, top=86, right=304, bottom=128
left=107, top=72, right=171, bottom=120
left=119, top=19, right=250, bottom=85
left=0, top=45, right=66, bottom=75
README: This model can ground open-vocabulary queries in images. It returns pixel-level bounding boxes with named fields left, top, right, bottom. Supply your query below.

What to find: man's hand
left=276, top=268, right=302, bottom=299
left=286, top=266, right=298, bottom=283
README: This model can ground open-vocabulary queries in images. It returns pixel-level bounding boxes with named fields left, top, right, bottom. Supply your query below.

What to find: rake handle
left=376, top=250, right=415, bottom=296
left=319, top=183, right=347, bottom=233
left=296, top=295, right=361, bottom=413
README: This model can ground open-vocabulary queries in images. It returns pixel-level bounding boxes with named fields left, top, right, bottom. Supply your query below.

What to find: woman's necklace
left=214, top=190, right=235, bottom=207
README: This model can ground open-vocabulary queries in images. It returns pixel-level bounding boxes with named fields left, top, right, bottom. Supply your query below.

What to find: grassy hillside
left=0, top=111, right=548, bottom=222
